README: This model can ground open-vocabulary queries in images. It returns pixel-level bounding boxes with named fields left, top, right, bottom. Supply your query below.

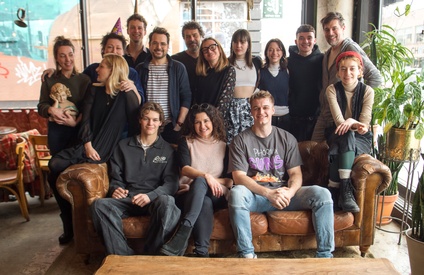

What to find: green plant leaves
left=362, top=24, right=423, bottom=139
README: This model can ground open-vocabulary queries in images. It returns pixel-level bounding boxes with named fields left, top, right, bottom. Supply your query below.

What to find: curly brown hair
left=181, top=104, right=226, bottom=142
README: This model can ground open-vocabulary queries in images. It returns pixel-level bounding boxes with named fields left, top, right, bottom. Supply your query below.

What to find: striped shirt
left=147, top=64, right=171, bottom=120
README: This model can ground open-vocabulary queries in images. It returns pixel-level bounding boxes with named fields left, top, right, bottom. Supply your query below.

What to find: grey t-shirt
left=229, top=127, right=303, bottom=189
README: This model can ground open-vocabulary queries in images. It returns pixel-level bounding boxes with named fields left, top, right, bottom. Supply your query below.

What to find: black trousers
left=176, top=177, right=227, bottom=255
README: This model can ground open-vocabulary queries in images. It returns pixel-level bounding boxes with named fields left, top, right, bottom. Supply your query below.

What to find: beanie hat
left=336, top=51, right=363, bottom=70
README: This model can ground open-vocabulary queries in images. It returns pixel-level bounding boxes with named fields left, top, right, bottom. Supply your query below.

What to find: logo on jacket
left=153, top=156, right=167, bottom=163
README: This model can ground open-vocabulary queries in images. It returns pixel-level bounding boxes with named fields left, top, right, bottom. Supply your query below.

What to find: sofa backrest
left=298, top=141, right=329, bottom=187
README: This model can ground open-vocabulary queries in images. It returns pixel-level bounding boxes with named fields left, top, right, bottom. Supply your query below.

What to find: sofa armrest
left=57, top=163, right=109, bottom=207
left=350, top=154, right=392, bottom=249
left=56, top=163, right=109, bottom=255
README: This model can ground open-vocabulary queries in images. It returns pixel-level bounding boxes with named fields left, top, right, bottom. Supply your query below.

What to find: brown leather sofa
left=57, top=141, right=391, bottom=262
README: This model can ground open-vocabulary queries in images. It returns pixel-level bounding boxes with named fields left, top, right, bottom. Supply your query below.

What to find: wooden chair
left=29, top=134, right=51, bottom=206
left=0, top=137, right=30, bottom=221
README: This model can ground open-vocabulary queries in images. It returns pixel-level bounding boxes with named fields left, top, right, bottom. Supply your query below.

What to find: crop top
left=234, top=59, right=257, bottom=87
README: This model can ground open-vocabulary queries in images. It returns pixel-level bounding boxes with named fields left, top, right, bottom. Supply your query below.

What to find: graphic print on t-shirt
left=248, top=147, right=285, bottom=183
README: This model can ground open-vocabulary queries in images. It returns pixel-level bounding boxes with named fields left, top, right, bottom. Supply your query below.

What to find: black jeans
left=176, top=177, right=227, bottom=255
left=91, top=195, right=181, bottom=255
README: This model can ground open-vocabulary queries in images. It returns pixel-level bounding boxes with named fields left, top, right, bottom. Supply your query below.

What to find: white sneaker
left=239, top=253, right=257, bottom=259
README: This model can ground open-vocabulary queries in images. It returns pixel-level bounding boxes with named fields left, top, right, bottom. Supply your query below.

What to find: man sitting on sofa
left=228, top=90, right=335, bottom=258
left=91, top=102, right=180, bottom=255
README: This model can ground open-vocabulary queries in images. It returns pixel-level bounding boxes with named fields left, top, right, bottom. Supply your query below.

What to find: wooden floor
left=95, top=255, right=400, bottom=275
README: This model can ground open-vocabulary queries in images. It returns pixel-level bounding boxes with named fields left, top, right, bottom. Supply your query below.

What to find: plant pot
left=406, top=228, right=424, bottom=275
left=376, top=193, right=398, bottom=225
left=385, top=128, right=421, bottom=161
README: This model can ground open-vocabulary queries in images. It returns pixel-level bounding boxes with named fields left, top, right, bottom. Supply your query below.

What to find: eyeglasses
left=201, top=43, right=218, bottom=54
left=190, top=103, right=212, bottom=111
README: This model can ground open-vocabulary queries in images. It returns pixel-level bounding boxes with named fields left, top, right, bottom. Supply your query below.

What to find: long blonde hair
left=196, top=38, right=229, bottom=77
left=101, top=54, right=130, bottom=97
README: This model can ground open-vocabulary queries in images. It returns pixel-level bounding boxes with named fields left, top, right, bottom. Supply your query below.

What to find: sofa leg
left=359, top=245, right=370, bottom=257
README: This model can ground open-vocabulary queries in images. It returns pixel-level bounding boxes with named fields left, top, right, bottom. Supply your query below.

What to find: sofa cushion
left=267, top=211, right=354, bottom=235
left=210, top=209, right=268, bottom=240
left=123, top=216, right=151, bottom=239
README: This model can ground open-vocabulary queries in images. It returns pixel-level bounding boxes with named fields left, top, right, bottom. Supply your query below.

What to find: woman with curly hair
left=160, top=103, right=233, bottom=257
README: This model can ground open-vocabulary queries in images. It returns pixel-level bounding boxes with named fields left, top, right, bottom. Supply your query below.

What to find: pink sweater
left=179, top=137, right=226, bottom=185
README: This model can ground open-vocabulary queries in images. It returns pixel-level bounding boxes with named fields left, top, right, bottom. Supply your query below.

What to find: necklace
left=106, top=94, right=114, bottom=106
left=234, top=60, right=247, bottom=71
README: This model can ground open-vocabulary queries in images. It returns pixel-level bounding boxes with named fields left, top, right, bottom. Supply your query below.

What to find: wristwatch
left=176, top=121, right=183, bottom=127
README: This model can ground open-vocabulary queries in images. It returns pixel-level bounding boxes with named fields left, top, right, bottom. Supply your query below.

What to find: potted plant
left=405, top=153, right=424, bottom=275
left=362, top=24, right=424, bottom=162
left=362, top=24, right=423, bottom=224
left=375, top=133, right=401, bottom=224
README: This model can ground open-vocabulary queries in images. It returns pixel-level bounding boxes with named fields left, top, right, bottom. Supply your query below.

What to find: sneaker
left=238, top=253, right=257, bottom=259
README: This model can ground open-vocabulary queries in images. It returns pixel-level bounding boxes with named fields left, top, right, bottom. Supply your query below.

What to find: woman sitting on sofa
left=48, top=54, right=140, bottom=243
left=160, top=103, right=233, bottom=257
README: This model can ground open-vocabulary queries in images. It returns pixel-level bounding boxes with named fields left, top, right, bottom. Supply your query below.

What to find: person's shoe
left=338, top=178, right=360, bottom=213
left=59, top=213, right=73, bottom=245
left=58, top=232, right=73, bottom=244
left=238, top=253, right=257, bottom=259
left=160, top=223, right=192, bottom=256
left=187, top=251, right=209, bottom=257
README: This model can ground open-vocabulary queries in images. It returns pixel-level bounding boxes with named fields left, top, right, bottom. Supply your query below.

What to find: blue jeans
left=228, top=185, right=335, bottom=258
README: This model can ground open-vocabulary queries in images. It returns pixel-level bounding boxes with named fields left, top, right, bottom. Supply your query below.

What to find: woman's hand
left=355, top=122, right=368, bottom=135
left=84, top=142, right=101, bottom=161
left=335, top=118, right=357, bottom=135
left=120, top=80, right=141, bottom=104
left=120, top=80, right=137, bottom=93
left=49, top=107, right=78, bottom=127
left=61, top=112, right=78, bottom=127
left=41, top=68, right=55, bottom=82
left=205, top=173, right=224, bottom=197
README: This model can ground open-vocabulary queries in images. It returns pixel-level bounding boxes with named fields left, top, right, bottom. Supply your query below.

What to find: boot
left=59, top=213, right=74, bottom=245
left=338, top=178, right=360, bottom=213
left=160, top=223, right=192, bottom=256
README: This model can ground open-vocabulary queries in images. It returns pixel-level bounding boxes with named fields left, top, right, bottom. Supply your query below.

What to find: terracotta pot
left=376, top=193, right=398, bottom=225
left=406, top=229, right=424, bottom=275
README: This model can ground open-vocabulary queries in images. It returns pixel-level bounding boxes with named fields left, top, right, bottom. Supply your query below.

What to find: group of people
left=38, top=10, right=382, bottom=259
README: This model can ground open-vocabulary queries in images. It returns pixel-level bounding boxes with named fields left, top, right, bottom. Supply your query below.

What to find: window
left=381, top=0, right=424, bottom=220
left=0, top=0, right=80, bottom=109
left=180, top=1, right=247, bottom=56
left=415, top=25, right=424, bottom=42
